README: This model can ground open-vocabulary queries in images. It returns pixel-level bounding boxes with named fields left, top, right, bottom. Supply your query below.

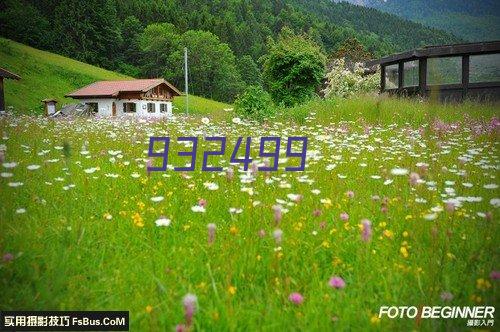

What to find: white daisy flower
left=3, top=162, right=17, bottom=169
left=390, top=168, right=409, bottom=176
left=155, top=217, right=171, bottom=227
left=191, top=205, right=206, bottom=213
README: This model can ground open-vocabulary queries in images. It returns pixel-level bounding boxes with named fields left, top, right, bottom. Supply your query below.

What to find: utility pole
left=184, top=47, right=189, bottom=115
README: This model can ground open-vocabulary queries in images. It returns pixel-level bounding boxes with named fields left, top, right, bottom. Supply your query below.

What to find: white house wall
left=78, top=99, right=173, bottom=117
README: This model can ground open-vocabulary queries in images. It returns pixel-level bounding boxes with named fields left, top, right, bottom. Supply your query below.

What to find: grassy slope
left=0, top=38, right=231, bottom=115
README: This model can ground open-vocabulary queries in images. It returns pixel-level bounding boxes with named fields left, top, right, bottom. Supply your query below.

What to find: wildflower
left=145, top=305, right=153, bottom=313
left=250, top=162, right=258, bottom=176
left=321, top=198, right=332, bottom=208
left=272, top=204, right=282, bottom=224
left=151, top=196, right=164, bottom=202
left=390, top=168, right=409, bottom=176
left=445, top=201, right=456, bottom=213
left=370, top=315, right=380, bottom=324
left=476, top=278, right=491, bottom=290
left=2, top=162, right=17, bottom=169
left=329, top=276, right=346, bottom=289
left=228, top=285, right=237, bottom=296
left=258, top=229, right=266, bottom=238
left=191, top=205, right=206, bottom=213
left=182, top=293, right=197, bottom=326
left=288, top=292, right=304, bottom=305
left=229, top=226, right=238, bottom=235
left=27, top=164, right=41, bottom=170
left=229, top=207, right=243, bottom=214
left=273, top=229, right=283, bottom=244
left=146, top=158, right=152, bottom=176
left=2, top=253, right=14, bottom=263
left=313, top=209, right=322, bottom=217
left=132, top=213, right=144, bottom=227
left=84, top=167, right=98, bottom=174
left=201, top=117, right=210, bottom=125
left=287, top=193, right=303, bottom=203
left=226, top=166, right=234, bottom=181
left=490, top=198, right=500, bottom=208
left=103, top=212, right=112, bottom=220
left=400, top=246, right=409, bottom=258
left=175, top=324, right=187, bottom=332
left=346, top=190, right=354, bottom=199
left=361, top=219, right=372, bottom=242
left=155, top=217, right=171, bottom=227
left=440, top=291, right=453, bottom=301
left=207, top=223, right=216, bottom=244
left=340, top=212, right=349, bottom=222
left=16, top=208, right=26, bottom=214
left=490, top=271, right=500, bottom=280
left=485, top=211, right=493, bottom=221
left=232, top=117, right=241, bottom=124
left=409, top=172, right=421, bottom=186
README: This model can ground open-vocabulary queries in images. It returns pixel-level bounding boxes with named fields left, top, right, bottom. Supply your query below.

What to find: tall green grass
left=279, top=95, right=500, bottom=125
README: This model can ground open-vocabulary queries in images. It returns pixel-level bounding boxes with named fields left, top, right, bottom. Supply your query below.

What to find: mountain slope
left=0, top=38, right=230, bottom=114
left=292, top=1, right=460, bottom=51
left=335, top=0, right=500, bottom=41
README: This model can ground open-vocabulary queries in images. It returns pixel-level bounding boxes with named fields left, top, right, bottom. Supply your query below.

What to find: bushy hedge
left=234, top=86, right=275, bottom=121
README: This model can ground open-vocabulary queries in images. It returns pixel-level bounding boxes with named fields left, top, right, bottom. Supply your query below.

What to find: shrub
left=234, top=86, right=274, bottom=121
left=262, top=29, right=326, bottom=107
left=322, top=58, right=378, bottom=98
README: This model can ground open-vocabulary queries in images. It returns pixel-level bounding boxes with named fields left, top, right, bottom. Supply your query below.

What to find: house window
left=147, top=103, right=155, bottom=113
left=427, top=56, right=462, bottom=85
left=123, top=102, right=136, bottom=113
left=160, top=103, right=169, bottom=113
left=85, top=102, right=98, bottom=114
left=403, top=60, right=419, bottom=87
left=384, top=64, right=399, bottom=89
left=469, top=53, right=500, bottom=83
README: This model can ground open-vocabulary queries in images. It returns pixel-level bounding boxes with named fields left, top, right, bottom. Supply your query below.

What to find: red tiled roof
left=66, top=79, right=181, bottom=98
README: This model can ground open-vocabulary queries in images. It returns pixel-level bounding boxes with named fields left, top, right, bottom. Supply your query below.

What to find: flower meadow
left=0, top=112, right=499, bottom=331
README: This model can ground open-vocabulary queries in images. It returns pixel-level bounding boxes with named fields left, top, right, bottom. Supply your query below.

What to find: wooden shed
left=0, top=67, right=21, bottom=112
left=366, top=41, right=500, bottom=102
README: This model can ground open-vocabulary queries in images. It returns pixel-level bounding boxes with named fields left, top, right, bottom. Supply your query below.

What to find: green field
left=1, top=111, right=498, bottom=330
left=0, top=38, right=230, bottom=115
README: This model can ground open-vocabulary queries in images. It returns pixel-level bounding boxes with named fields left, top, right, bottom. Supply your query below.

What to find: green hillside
left=0, top=38, right=129, bottom=112
left=0, top=38, right=230, bottom=115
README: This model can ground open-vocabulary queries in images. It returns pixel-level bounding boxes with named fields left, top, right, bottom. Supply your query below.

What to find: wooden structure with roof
left=366, top=41, right=500, bottom=102
left=0, top=67, right=21, bottom=112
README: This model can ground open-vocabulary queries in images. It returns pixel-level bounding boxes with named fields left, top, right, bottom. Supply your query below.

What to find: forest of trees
left=0, top=0, right=461, bottom=102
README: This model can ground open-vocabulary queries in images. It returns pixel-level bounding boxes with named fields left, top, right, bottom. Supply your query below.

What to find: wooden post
left=419, top=58, right=427, bottom=97
left=462, top=55, right=469, bottom=101
left=398, top=61, right=404, bottom=94
left=0, top=77, right=4, bottom=112
left=380, top=65, right=385, bottom=93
